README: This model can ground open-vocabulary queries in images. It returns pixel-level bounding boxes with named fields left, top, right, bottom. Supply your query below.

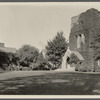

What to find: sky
left=1, top=2, right=100, bottom=51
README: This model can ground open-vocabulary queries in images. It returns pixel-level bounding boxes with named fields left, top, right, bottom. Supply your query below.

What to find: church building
left=69, top=8, right=100, bottom=71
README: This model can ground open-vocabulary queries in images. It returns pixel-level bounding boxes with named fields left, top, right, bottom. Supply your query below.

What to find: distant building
left=69, top=8, right=100, bottom=71
left=0, top=43, right=16, bottom=53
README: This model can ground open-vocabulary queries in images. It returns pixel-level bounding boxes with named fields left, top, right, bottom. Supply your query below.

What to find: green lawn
left=0, top=71, right=100, bottom=95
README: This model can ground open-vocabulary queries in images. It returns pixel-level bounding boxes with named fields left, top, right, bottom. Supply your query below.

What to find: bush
left=32, top=65, right=50, bottom=70
left=75, top=61, right=91, bottom=72
left=69, top=53, right=79, bottom=64
left=70, top=63, right=76, bottom=67
left=0, top=50, right=9, bottom=70
left=0, top=50, right=19, bottom=71
left=29, top=52, right=51, bottom=70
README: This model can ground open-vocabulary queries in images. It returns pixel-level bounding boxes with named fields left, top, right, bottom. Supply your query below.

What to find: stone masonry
left=69, top=8, right=100, bottom=71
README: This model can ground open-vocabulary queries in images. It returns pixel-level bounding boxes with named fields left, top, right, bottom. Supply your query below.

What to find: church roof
left=71, top=50, right=84, bottom=60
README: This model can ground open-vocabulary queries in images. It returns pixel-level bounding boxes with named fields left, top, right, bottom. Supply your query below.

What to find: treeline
left=0, top=31, right=69, bottom=71
left=0, top=31, right=88, bottom=71
left=1, top=31, right=92, bottom=71
left=0, top=45, right=51, bottom=71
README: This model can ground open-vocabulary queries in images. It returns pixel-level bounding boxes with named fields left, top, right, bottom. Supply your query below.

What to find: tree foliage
left=0, top=50, right=9, bottom=70
left=69, top=53, right=79, bottom=64
left=32, top=52, right=51, bottom=70
left=90, top=34, right=100, bottom=61
left=17, top=44, right=39, bottom=67
left=89, top=33, right=100, bottom=72
left=0, top=50, right=19, bottom=70
left=8, top=52, right=19, bottom=65
left=45, top=31, right=68, bottom=69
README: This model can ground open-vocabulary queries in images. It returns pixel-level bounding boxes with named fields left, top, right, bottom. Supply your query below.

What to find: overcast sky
left=0, top=2, right=100, bottom=51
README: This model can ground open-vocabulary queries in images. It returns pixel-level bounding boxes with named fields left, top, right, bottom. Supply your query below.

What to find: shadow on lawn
left=0, top=72, right=100, bottom=95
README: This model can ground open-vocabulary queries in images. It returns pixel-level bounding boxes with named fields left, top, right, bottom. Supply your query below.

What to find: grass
left=0, top=71, right=100, bottom=95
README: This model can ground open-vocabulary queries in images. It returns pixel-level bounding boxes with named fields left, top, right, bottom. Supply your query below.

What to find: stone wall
left=69, top=8, right=100, bottom=71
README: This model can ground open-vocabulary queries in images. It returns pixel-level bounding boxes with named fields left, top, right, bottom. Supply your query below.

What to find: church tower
left=69, top=8, right=100, bottom=71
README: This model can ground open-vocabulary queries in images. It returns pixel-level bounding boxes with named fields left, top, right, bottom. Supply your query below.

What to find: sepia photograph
left=0, top=2, right=100, bottom=97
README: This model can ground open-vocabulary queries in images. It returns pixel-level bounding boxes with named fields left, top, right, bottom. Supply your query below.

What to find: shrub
left=75, top=61, right=91, bottom=72
left=69, top=53, right=79, bottom=64
left=31, top=52, right=51, bottom=70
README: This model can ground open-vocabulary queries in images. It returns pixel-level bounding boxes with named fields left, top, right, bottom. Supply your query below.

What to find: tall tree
left=45, top=31, right=68, bottom=69
left=69, top=53, right=79, bottom=64
left=17, top=44, right=39, bottom=67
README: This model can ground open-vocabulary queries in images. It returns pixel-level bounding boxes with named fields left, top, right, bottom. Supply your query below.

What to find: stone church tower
left=69, top=8, right=100, bottom=71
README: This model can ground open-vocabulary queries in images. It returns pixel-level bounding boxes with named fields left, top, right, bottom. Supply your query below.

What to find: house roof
left=71, top=50, right=84, bottom=60
left=0, top=47, right=17, bottom=53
